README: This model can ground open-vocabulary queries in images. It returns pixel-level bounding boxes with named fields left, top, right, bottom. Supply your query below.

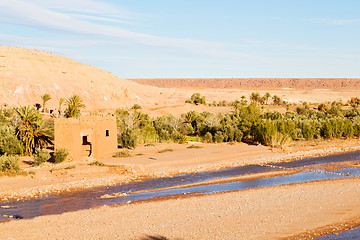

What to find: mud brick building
left=54, top=115, right=117, bottom=161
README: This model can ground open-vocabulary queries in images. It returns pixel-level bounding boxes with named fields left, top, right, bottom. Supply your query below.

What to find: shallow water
left=0, top=151, right=359, bottom=222
left=317, top=226, right=360, bottom=239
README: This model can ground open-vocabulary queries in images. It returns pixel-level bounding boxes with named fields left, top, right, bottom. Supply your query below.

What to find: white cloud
left=0, top=0, right=234, bottom=58
left=28, top=0, right=136, bottom=20
left=68, top=14, right=134, bottom=25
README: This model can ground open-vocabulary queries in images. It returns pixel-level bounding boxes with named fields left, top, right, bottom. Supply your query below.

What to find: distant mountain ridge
left=131, top=78, right=360, bottom=89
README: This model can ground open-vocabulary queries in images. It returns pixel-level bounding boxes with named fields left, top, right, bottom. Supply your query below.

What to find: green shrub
left=187, top=93, right=206, bottom=105
left=0, top=154, right=20, bottom=173
left=187, top=145, right=203, bottom=149
left=33, top=149, right=51, bottom=166
left=158, top=148, right=173, bottom=153
left=64, top=165, right=76, bottom=170
left=118, top=128, right=138, bottom=149
left=222, top=126, right=235, bottom=142
left=179, top=123, right=194, bottom=135
left=300, top=121, right=316, bottom=140
left=204, top=132, right=213, bottom=143
left=158, top=129, right=170, bottom=142
left=269, top=132, right=292, bottom=149
left=172, top=132, right=188, bottom=144
left=234, top=129, right=243, bottom=142
left=53, top=148, right=69, bottom=164
left=343, top=119, right=354, bottom=138
left=322, top=119, right=333, bottom=139
left=254, top=120, right=277, bottom=145
left=214, top=131, right=224, bottom=143
left=113, top=150, right=132, bottom=158
left=0, top=125, right=23, bottom=155
left=89, top=161, right=106, bottom=166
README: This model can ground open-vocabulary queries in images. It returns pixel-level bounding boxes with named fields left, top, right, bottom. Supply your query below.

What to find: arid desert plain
left=0, top=46, right=359, bottom=239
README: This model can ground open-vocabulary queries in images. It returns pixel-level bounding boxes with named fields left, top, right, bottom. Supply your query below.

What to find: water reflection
left=0, top=151, right=359, bottom=222
left=317, top=226, right=360, bottom=239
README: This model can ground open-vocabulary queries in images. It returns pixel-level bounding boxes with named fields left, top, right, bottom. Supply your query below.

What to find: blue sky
left=1, top=0, right=360, bottom=78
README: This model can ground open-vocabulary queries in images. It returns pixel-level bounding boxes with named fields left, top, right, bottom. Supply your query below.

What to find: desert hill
left=1, top=46, right=360, bottom=116
left=131, top=78, right=360, bottom=89
left=0, top=46, right=172, bottom=111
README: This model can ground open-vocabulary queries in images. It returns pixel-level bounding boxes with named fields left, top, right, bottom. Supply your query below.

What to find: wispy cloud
left=304, top=18, right=360, bottom=25
left=0, top=0, right=232, bottom=58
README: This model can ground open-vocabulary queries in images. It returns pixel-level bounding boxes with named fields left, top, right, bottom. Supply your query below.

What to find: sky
left=1, top=0, right=360, bottom=78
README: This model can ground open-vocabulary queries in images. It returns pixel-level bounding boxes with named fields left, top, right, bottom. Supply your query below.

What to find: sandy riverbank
left=0, top=139, right=359, bottom=239
left=0, top=178, right=359, bottom=239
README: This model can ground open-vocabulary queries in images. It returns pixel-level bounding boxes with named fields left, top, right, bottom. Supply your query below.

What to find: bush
left=0, top=154, right=20, bottom=173
left=269, top=132, right=292, bottom=149
left=214, top=131, right=224, bottom=143
left=53, top=148, right=69, bottom=164
left=187, top=93, right=206, bottom=105
left=187, top=145, right=203, bottom=149
left=89, top=161, right=106, bottom=166
left=158, top=129, right=170, bottom=142
left=172, top=132, right=188, bottom=144
left=300, top=121, right=316, bottom=140
left=343, top=119, right=354, bottom=138
left=0, top=125, right=23, bottom=155
left=33, top=149, right=51, bottom=166
left=179, top=123, right=194, bottom=135
left=234, top=129, right=243, bottom=142
left=254, top=120, right=277, bottom=145
left=204, top=132, right=213, bottom=143
left=158, top=148, right=173, bottom=153
left=118, top=128, right=138, bottom=149
left=113, top=150, right=132, bottom=158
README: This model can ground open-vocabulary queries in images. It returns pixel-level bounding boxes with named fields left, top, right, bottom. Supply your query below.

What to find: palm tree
left=15, top=106, right=53, bottom=155
left=131, top=104, right=142, bottom=111
left=41, top=94, right=51, bottom=113
left=64, top=95, right=86, bottom=118
left=250, top=92, right=260, bottom=105
left=182, top=111, right=198, bottom=125
left=58, top=98, right=65, bottom=116
left=264, top=92, right=271, bottom=105
left=272, top=95, right=282, bottom=105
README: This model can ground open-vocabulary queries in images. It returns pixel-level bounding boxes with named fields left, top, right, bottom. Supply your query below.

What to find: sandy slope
left=0, top=46, right=178, bottom=110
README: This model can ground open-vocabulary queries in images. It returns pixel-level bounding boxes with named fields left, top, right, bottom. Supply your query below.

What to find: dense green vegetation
left=117, top=94, right=360, bottom=150
left=186, top=93, right=206, bottom=105
left=1, top=91, right=360, bottom=175
left=0, top=94, right=81, bottom=173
